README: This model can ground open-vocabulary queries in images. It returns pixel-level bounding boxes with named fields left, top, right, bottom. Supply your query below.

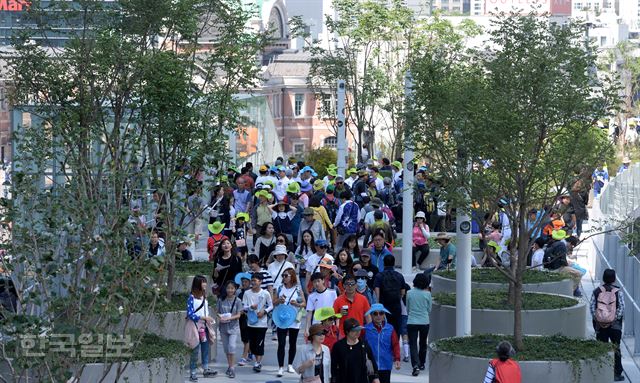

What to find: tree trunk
left=513, top=279, right=524, bottom=350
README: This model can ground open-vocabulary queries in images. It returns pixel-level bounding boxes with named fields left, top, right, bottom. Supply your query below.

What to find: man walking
left=374, top=255, right=405, bottom=336
left=363, top=303, right=401, bottom=383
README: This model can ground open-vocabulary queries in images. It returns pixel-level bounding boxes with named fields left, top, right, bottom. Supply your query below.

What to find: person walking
left=591, top=268, right=625, bottom=381
left=363, top=304, right=401, bottom=383
left=333, top=274, right=371, bottom=336
left=483, top=341, right=522, bottom=383
left=374, top=255, right=406, bottom=336
left=305, top=272, right=338, bottom=337
left=217, top=281, right=242, bottom=378
left=293, top=323, right=332, bottom=383
left=273, top=268, right=306, bottom=377
left=242, top=273, right=273, bottom=373
left=331, top=318, right=381, bottom=383
left=185, top=275, right=218, bottom=381
left=406, top=273, right=432, bottom=376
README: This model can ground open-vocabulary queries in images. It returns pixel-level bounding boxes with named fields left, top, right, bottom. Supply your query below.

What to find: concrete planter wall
left=430, top=295, right=586, bottom=341
left=428, top=344, right=612, bottom=383
left=431, top=273, right=574, bottom=296
left=78, top=356, right=188, bottom=382
left=126, top=310, right=217, bottom=360
left=391, top=248, right=483, bottom=268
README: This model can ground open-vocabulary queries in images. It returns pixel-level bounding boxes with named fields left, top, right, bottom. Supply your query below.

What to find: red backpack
left=595, top=286, right=619, bottom=327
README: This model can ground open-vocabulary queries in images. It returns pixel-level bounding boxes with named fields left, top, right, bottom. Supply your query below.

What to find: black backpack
left=380, top=271, right=402, bottom=305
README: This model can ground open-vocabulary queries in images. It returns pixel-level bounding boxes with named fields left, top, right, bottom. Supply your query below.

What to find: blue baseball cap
left=315, top=239, right=330, bottom=248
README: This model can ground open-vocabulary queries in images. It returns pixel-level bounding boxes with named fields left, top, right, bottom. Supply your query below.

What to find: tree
left=291, top=1, right=480, bottom=162
left=0, top=0, right=267, bottom=380
left=408, top=14, right=619, bottom=350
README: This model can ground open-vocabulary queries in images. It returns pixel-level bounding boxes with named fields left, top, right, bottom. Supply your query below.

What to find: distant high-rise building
left=619, top=0, right=640, bottom=30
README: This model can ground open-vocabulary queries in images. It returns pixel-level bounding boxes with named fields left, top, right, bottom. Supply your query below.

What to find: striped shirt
left=251, top=268, right=274, bottom=290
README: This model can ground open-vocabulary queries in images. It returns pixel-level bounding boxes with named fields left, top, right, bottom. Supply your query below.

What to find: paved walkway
left=185, top=224, right=640, bottom=382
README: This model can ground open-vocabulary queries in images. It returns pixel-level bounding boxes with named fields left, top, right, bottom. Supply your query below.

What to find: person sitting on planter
left=543, top=230, right=583, bottom=297
left=425, top=232, right=457, bottom=274
left=590, top=268, right=625, bottom=382
left=412, top=211, right=431, bottom=270
left=363, top=303, right=401, bottom=383
left=530, top=237, right=546, bottom=269
left=482, top=340, right=521, bottom=383
left=374, top=255, right=406, bottom=337
left=186, top=275, right=218, bottom=381
left=480, top=240, right=503, bottom=268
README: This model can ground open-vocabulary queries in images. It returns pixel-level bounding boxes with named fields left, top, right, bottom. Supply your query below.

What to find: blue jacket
left=364, top=321, right=394, bottom=371
left=371, top=246, right=393, bottom=271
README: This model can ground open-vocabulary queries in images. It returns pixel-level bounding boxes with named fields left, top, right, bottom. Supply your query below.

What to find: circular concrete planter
left=77, top=355, right=188, bottom=382
left=428, top=343, right=612, bottom=383
left=430, top=293, right=586, bottom=341
left=126, top=310, right=217, bottom=360
left=431, top=271, right=574, bottom=296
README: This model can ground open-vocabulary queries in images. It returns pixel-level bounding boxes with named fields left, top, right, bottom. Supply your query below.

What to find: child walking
left=217, top=280, right=243, bottom=378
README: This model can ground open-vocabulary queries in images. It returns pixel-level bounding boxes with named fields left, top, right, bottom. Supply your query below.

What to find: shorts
left=247, top=326, right=267, bottom=356
left=400, top=315, right=408, bottom=336
left=220, top=331, right=239, bottom=355
left=239, top=314, right=249, bottom=343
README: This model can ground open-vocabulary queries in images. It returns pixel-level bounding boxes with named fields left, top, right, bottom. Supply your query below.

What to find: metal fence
left=595, top=163, right=640, bottom=354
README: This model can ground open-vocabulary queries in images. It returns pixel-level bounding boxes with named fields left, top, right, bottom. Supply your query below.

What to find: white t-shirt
left=306, top=288, right=338, bottom=324
left=242, top=288, right=273, bottom=328
left=305, top=253, right=324, bottom=274
left=192, top=297, right=209, bottom=319
left=531, top=248, right=545, bottom=269
left=268, top=260, right=295, bottom=289
left=364, top=210, right=389, bottom=226
left=276, top=285, right=303, bottom=329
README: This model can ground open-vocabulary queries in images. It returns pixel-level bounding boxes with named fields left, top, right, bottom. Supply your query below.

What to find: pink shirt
left=413, top=225, right=429, bottom=246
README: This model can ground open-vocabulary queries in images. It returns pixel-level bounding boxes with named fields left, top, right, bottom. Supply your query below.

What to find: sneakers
left=412, top=367, right=420, bottom=376
left=253, top=362, right=262, bottom=373
left=248, top=353, right=255, bottom=362
left=189, top=372, right=198, bottom=382
left=615, top=375, right=625, bottom=381
left=573, top=287, right=583, bottom=297
left=287, top=364, right=296, bottom=373
left=419, top=364, right=425, bottom=370
left=226, top=368, right=236, bottom=379
left=238, top=357, right=249, bottom=366
left=202, top=368, right=218, bottom=377
left=277, top=367, right=284, bottom=377
left=403, top=356, right=410, bottom=363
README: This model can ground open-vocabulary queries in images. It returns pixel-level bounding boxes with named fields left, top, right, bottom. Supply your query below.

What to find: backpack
left=322, top=196, right=340, bottom=223
left=595, top=286, right=619, bottom=327
left=380, top=271, right=402, bottom=306
left=380, top=205, right=395, bottom=224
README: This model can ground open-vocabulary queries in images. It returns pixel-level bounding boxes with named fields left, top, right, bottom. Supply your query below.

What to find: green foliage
left=291, top=0, right=480, bottom=160
left=304, top=147, right=338, bottom=179
left=174, top=261, right=212, bottom=277
left=129, top=332, right=190, bottom=361
left=436, top=268, right=571, bottom=283
left=433, top=290, right=578, bottom=310
left=154, top=293, right=190, bottom=313
left=434, top=334, right=612, bottom=362
left=1, top=0, right=268, bottom=380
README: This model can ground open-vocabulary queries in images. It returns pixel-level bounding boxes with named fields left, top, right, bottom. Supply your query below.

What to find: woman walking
left=406, top=273, right=432, bottom=376
left=186, top=275, right=218, bottom=382
left=217, top=281, right=242, bottom=378
left=212, top=238, right=242, bottom=297
left=274, top=268, right=306, bottom=377
left=293, top=323, right=331, bottom=383
left=254, top=222, right=276, bottom=266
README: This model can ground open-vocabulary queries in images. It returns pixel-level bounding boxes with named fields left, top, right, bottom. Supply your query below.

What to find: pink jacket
left=413, top=225, right=429, bottom=246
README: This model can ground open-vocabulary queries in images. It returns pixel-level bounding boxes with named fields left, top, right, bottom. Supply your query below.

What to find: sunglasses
left=344, top=282, right=356, bottom=287
left=336, top=182, right=343, bottom=185
left=372, top=312, right=385, bottom=316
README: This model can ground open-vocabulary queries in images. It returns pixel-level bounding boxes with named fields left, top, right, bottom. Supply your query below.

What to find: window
left=293, top=143, right=305, bottom=155
left=600, top=36, right=607, bottom=46
left=324, top=136, right=337, bottom=148
left=319, top=94, right=335, bottom=118
left=294, top=94, right=304, bottom=116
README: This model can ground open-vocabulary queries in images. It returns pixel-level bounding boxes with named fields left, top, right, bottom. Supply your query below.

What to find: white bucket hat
left=415, top=211, right=426, bottom=219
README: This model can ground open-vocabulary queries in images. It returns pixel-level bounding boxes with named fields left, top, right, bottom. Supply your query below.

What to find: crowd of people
left=155, top=155, right=623, bottom=382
